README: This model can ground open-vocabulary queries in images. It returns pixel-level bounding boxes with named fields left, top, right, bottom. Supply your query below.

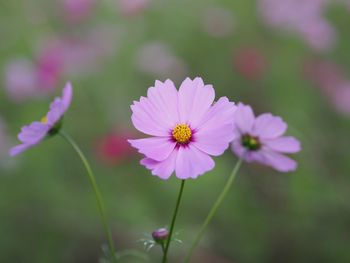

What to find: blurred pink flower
left=4, top=58, right=41, bottom=102
left=201, top=7, right=235, bottom=38
left=304, top=59, right=350, bottom=115
left=10, top=83, right=73, bottom=156
left=118, top=0, right=150, bottom=17
left=95, top=130, right=135, bottom=165
left=61, top=0, right=96, bottom=23
left=258, top=0, right=336, bottom=52
left=332, top=82, right=350, bottom=115
left=135, top=42, right=187, bottom=82
left=233, top=47, right=267, bottom=81
left=129, top=77, right=236, bottom=180
left=231, top=103, right=301, bottom=172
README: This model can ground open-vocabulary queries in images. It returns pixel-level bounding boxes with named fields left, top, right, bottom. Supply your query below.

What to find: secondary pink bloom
left=10, top=83, right=73, bottom=156
left=233, top=47, right=267, bottom=81
left=95, top=130, right=135, bottom=165
left=129, top=77, right=236, bottom=180
left=231, top=103, right=301, bottom=172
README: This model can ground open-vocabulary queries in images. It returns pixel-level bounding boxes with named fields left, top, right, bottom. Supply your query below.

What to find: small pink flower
left=231, top=103, right=301, bottom=172
left=10, top=83, right=73, bottom=156
left=95, top=130, right=135, bottom=165
left=128, top=77, right=236, bottom=180
left=233, top=47, right=267, bottom=81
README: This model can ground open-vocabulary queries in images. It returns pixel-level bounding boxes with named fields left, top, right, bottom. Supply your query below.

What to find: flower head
left=128, top=77, right=236, bottom=180
left=231, top=103, right=301, bottom=172
left=10, top=83, right=73, bottom=156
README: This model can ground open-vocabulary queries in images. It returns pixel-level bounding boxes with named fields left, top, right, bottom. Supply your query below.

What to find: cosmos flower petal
left=178, top=77, right=215, bottom=126
left=195, top=97, right=236, bottom=129
left=175, top=145, right=215, bottom=179
left=146, top=79, right=179, bottom=126
left=128, top=137, right=176, bottom=161
left=264, top=136, right=301, bottom=153
left=10, top=144, right=32, bottom=157
left=62, top=82, right=73, bottom=111
left=46, top=82, right=73, bottom=125
left=234, top=103, right=255, bottom=133
left=252, top=113, right=287, bottom=139
left=193, top=123, right=234, bottom=156
left=259, top=149, right=298, bottom=172
left=18, top=122, right=49, bottom=144
left=140, top=150, right=178, bottom=180
left=131, top=80, right=179, bottom=136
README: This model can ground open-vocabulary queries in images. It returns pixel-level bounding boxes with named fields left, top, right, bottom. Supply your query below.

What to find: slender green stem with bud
left=59, top=130, right=117, bottom=263
left=162, top=180, right=186, bottom=263
left=184, top=159, right=243, bottom=263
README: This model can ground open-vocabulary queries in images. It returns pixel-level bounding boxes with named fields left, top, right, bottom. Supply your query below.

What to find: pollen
left=41, top=116, right=48, bottom=124
left=172, top=124, right=192, bottom=143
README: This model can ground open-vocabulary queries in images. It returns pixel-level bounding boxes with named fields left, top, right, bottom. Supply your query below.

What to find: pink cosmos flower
left=231, top=103, right=300, bottom=172
left=10, top=83, right=73, bottom=156
left=128, top=77, right=236, bottom=180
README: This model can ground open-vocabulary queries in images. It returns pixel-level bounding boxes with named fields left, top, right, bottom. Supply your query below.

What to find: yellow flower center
left=41, top=116, right=48, bottom=124
left=172, top=124, right=192, bottom=143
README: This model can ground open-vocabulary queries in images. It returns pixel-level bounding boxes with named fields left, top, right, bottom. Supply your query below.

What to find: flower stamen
left=172, top=124, right=192, bottom=144
left=41, top=116, right=48, bottom=124
left=241, top=134, right=261, bottom=151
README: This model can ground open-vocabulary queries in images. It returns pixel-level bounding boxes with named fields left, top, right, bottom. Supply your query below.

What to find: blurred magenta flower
left=304, top=59, right=350, bottom=115
left=118, top=0, right=150, bottom=17
left=233, top=47, right=267, bottom=81
left=128, top=77, right=236, bottom=180
left=231, top=103, right=300, bottom=172
left=201, top=7, right=235, bottom=38
left=95, top=130, right=135, bottom=165
left=135, top=42, right=187, bottom=82
left=61, top=0, right=96, bottom=23
left=10, top=83, right=72, bottom=156
left=258, top=0, right=336, bottom=52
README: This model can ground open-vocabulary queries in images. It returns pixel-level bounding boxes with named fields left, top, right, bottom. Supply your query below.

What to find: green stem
left=59, top=130, right=117, bottom=263
left=183, top=159, right=242, bottom=263
left=162, top=180, right=186, bottom=263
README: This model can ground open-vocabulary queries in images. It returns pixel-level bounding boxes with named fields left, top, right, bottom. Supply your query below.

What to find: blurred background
left=1, top=0, right=350, bottom=262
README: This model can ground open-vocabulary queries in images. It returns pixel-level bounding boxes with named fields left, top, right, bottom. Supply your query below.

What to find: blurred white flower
left=135, top=42, right=187, bottom=82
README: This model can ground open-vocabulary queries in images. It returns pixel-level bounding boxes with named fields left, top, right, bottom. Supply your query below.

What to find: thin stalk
left=162, top=180, right=186, bottom=263
left=184, top=159, right=242, bottom=263
left=59, top=130, right=117, bottom=263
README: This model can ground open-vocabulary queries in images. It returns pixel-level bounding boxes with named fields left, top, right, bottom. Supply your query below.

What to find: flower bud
left=152, top=228, right=169, bottom=244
